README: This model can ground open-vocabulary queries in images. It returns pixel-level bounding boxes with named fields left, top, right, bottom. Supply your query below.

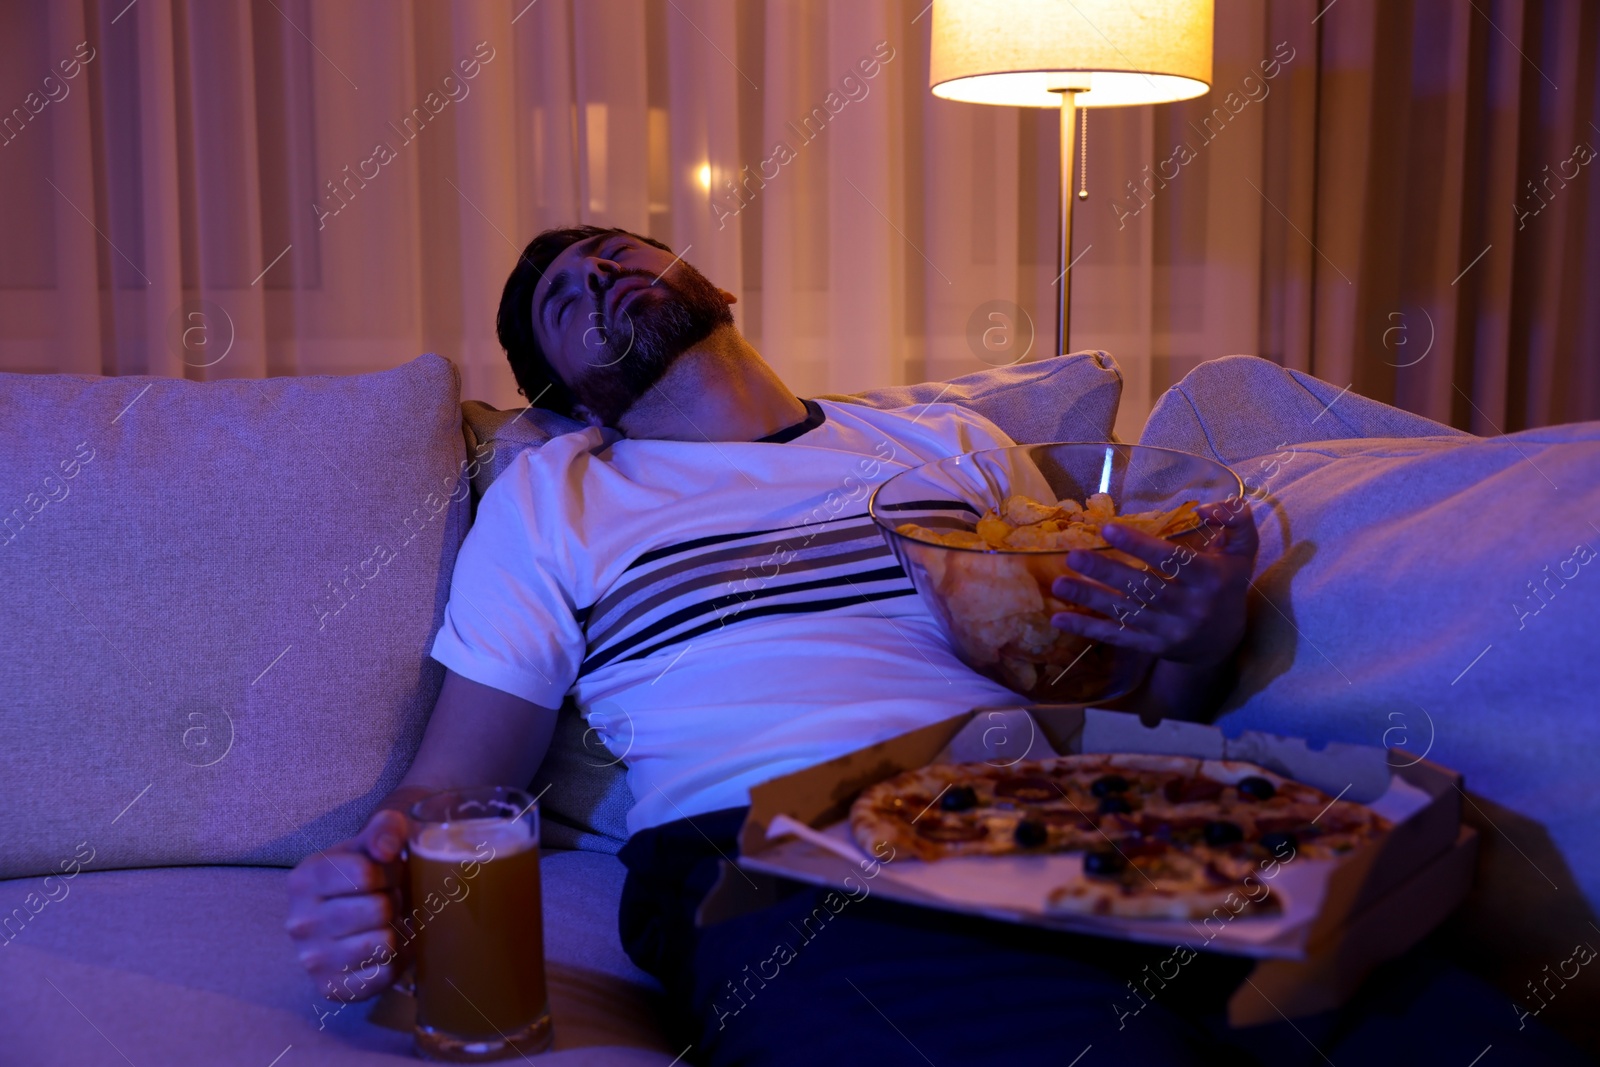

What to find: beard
left=568, top=259, right=734, bottom=426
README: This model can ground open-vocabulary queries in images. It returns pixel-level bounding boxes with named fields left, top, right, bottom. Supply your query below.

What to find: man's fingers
left=1049, top=609, right=1165, bottom=656
left=1051, top=591, right=1187, bottom=644
left=358, top=809, right=411, bottom=864
left=1051, top=576, right=1181, bottom=631
left=295, top=849, right=395, bottom=899
left=303, top=927, right=400, bottom=1000
left=1049, top=575, right=1126, bottom=619
left=319, top=926, right=398, bottom=973
left=1195, top=497, right=1258, bottom=558
left=1064, top=548, right=1133, bottom=587
left=285, top=889, right=393, bottom=943
left=1099, top=522, right=1181, bottom=570
left=1065, top=549, right=1169, bottom=601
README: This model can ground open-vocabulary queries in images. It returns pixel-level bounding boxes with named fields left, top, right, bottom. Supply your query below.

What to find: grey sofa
left=5, top=351, right=1597, bottom=1062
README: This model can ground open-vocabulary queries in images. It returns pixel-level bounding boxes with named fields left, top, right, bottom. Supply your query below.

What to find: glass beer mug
left=406, top=786, right=552, bottom=1061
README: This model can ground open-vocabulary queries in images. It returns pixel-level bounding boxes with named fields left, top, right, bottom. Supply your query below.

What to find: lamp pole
left=1052, top=82, right=1089, bottom=358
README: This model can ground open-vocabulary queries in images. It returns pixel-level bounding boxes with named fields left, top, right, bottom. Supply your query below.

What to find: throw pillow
left=1140, top=356, right=1600, bottom=1041
left=0, top=353, right=468, bottom=877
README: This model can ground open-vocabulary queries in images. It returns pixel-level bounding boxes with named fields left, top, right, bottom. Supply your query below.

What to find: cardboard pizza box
left=696, top=705, right=1477, bottom=1024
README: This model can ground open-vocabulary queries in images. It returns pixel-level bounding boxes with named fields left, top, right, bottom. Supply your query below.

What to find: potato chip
left=891, top=489, right=1202, bottom=698
left=1004, top=522, right=1061, bottom=550
left=940, top=529, right=989, bottom=549
left=976, top=513, right=1013, bottom=549
left=1003, top=494, right=1060, bottom=526
left=898, top=492, right=1196, bottom=555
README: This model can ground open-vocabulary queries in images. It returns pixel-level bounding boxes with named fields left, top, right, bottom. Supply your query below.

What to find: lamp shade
left=930, top=0, right=1212, bottom=108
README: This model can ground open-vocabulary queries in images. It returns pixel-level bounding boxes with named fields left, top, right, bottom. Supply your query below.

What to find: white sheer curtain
left=0, top=0, right=1055, bottom=410
left=2, top=0, right=1595, bottom=437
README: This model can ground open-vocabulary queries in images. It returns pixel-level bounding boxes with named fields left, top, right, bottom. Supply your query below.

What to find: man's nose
left=583, top=257, right=621, bottom=295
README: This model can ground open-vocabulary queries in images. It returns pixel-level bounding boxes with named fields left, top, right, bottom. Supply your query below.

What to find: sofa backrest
left=0, top=354, right=469, bottom=879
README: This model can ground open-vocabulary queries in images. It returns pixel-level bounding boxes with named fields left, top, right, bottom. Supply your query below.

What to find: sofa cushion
left=531, top=702, right=636, bottom=855
left=461, top=350, right=1127, bottom=850
left=0, top=852, right=672, bottom=1065
left=461, top=399, right=590, bottom=505
left=1139, top=355, right=1600, bottom=1050
left=1136, top=353, right=1472, bottom=457
left=0, top=354, right=467, bottom=879
left=816, top=348, right=1125, bottom=445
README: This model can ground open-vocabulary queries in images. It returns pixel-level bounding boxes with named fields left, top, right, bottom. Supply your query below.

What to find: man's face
left=529, top=232, right=734, bottom=426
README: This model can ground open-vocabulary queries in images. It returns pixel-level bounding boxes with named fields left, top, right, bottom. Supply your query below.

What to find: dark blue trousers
left=617, top=806, right=1590, bottom=1067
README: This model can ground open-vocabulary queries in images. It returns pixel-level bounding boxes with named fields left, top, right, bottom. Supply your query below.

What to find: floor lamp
left=929, top=0, right=1214, bottom=357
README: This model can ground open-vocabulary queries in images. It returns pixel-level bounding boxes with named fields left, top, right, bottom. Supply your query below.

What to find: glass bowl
left=868, top=443, right=1244, bottom=706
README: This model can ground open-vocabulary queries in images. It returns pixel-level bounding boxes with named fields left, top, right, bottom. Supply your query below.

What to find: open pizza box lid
left=698, top=704, right=1477, bottom=1025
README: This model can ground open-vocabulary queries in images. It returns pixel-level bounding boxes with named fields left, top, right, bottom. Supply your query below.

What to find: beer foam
left=411, top=816, right=536, bottom=863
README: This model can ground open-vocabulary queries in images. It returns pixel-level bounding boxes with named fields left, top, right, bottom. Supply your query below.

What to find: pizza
left=848, top=754, right=1391, bottom=919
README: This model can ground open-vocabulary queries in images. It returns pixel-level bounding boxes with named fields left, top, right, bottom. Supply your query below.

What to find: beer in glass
left=406, top=786, right=551, bottom=1061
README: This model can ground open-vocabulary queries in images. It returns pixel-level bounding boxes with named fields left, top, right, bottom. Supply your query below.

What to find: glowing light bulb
left=695, top=163, right=711, bottom=191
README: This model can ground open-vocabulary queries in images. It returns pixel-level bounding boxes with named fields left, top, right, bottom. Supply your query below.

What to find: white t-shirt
left=429, top=398, right=1024, bottom=834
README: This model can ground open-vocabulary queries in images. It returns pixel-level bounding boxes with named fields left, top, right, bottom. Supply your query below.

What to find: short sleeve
left=428, top=453, right=585, bottom=709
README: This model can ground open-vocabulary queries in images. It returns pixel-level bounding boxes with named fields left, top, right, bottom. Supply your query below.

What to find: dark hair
left=496, top=225, right=674, bottom=416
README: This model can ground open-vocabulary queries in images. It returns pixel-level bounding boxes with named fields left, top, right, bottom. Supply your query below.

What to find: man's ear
left=718, top=288, right=738, bottom=306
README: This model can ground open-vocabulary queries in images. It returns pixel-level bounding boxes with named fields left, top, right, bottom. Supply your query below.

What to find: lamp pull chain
left=1077, top=108, right=1089, bottom=200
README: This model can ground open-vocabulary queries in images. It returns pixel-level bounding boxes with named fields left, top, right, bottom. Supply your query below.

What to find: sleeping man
left=284, top=225, right=1261, bottom=1063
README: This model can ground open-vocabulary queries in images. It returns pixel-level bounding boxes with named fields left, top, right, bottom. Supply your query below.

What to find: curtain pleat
left=754, top=0, right=831, bottom=393
left=181, top=0, right=269, bottom=378
left=445, top=3, right=523, bottom=403
left=824, top=0, right=903, bottom=396
left=664, top=0, right=746, bottom=335
left=45, top=0, right=102, bottom=375
left=129, top=0, right=185, bottom=377
left=1, top=0, right=1594, bottom=434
